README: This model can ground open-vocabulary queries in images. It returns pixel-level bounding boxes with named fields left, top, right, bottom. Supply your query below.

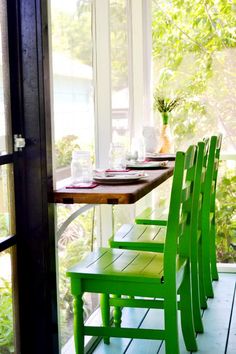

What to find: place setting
left=65, top=139, right=173, bottom=189
left=92, top=169, right=148, bottom=185
left=64, top=149, right=147, bottom=188
left=125, top=138, right=170, bottom=169
left=145, top=152, right=176, bottom=161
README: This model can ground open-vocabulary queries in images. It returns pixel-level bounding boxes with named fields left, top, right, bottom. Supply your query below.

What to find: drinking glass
left=128, top=137, right=146, bottom=162
left=109, top=143, right=127, bottom=170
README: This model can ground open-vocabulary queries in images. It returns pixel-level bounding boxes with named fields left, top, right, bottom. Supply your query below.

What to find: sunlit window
left=51, top=0, right=95, bottom=185
left=50, top=1, right=100, bottom=350
left=151, top=0, right=236, bottom=152
left=0, top=0, right=12, bottom=155
left=151, top=0, right=236, bottom=264
left=110, top=0, right=130, bottom=146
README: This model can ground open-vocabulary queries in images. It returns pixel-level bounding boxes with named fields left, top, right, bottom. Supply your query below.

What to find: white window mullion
left=93, top=0, right=113, bottom=246
left=128, top=0, right=153, bottom=216
left=142, top=0, right=152, bottom=125
left=129, top=0, right=145, bottom=137
left=93, top=0, right=112, bottom=169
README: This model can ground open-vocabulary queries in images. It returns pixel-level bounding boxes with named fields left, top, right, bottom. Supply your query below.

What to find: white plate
left=93, top=173, right=148, bottom=185
left=145, top=153, right=176, bottom=160
left=126, top=161, right=168, bottom=169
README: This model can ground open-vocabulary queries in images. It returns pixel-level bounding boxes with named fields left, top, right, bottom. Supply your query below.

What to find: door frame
left=5, top=0, right=59, bottom=352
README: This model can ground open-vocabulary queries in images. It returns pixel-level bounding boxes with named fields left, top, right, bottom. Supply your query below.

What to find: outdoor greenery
left=0, top=254, right=14, bottom=354
left=57, top=206, right=98, bottom=346
left=216, top=166, right=236, bottom=262
left=55, top=135, right=80, bottom=169
left=152, top=0, right=236, bottom=261
left=152, top=0, right=236, bottom=149
left=51, top=0, right=128, bottom=91
left=0, top=213, right=8, bottom=239
left=51, top=1, right=92, bottom=66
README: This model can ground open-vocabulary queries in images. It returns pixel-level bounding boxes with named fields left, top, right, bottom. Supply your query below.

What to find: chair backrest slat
left=201, top=134, right=222, bottom=223
left=164, top=145, right=197, bottom=282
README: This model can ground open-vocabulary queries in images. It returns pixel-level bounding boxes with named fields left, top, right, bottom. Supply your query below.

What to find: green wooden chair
left=134, top=135, right=222, bottom=302
left=199, top=134, right=222, bottom=299
left=210, top=135, right=222, bottom=281
left=110, top=141, right=206, bottom=334
left=67, top=145, right=198, bottom=354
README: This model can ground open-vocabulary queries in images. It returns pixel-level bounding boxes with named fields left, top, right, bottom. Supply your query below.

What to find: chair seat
left=67, top=247, right=186, bottom=294
left=135, top=207, right=168, bottom=225
left=110, top=224, right=166, bottom=252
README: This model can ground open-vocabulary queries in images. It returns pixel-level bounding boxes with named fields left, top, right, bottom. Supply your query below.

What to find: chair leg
left=198, top=240, right=208, bottom=309
left=165, top=291, right=180, bottom=354
left=111, top=294, right=122, bottom=327
left=73, top=294, right=84, bottom=354
left=179, top=264, right=198, bottom=352
left=202, top=227, right=214, bottom=298
left=100, top=293, right=110, bottom=344
left=191, top=258, right=204, bottom=333
left=210, top=220, right=219, bottom=281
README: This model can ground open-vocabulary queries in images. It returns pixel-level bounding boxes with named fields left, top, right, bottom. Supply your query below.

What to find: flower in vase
left=153, top=89, right=185, bottom=124
left=153, top=89, right=185, bottom=153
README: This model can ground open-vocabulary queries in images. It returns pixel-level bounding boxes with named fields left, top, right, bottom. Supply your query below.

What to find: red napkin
left=66, top=182, right=98, bottom=189
left=105, top=169, right=131, bottom=172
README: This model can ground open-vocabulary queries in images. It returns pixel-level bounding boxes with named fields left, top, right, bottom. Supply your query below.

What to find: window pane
left=151, top=0, right=236, bottom=153
left=0, top=164, right=15, bottom=240
left=50, top=3, right=101, bottom=350
left=216, top=159, right=236, bottom=264
left=151, top=1, right=236, bottom=264
left=56, top=205, right=98, bottom=350
left=110, top=0, right=130, bottom=146
left=50, top=0, right=95, bottom=185
left=0, top=0, right=12, bottom=155
left=0, top=248, right=15, bottom=354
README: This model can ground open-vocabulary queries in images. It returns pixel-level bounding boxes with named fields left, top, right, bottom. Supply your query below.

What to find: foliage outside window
left=216, top=162, right=236, bottom=263
left=152, top=0, right=236, bottom=152
left=57, top=206, right=98, bottom=347
left=0, top=251, right=14, bottom=354
left=152, top=0, right=236, bottom=263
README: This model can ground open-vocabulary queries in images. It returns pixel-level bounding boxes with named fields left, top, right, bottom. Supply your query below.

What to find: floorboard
left=62, top=273, right=236, bottom=354
left=92, top=307, right=148, bottom=354
left=225, top=276, right=236, bottom=354
left=125, top=308, right=163, bottom=354
left=195, top=273, right=236, bottom=354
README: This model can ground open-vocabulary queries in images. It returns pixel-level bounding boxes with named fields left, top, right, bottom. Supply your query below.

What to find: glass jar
left=71, top=150, right=92, bottom=184
left=109, top=143, right=127, bottom=170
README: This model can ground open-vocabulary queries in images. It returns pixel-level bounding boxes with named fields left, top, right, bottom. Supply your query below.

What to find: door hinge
left=14, top=134, right=26, bottom=152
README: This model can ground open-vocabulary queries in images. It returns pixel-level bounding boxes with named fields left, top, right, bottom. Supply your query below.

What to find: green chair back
left=200, top=134, right=222, bottom=298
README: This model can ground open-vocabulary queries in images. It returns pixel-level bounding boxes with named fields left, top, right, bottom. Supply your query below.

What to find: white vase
left=143, top=126, right=159, bottom=153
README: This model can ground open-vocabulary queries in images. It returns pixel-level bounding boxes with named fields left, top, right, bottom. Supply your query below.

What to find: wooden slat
left=125, top=308, right=164, bottom=353
left=68, top=248, right=164, bottom=281
left=93, top=307, right=149, bottom=354
left=0, top=153, right=13, bottom=165
left=0, top=234, right=16, bottom=252
left=112, top=224, right=165, bottom=244
left=195, top=273, right=236, bottom=354
left=226, top=278, right=236, bottom=354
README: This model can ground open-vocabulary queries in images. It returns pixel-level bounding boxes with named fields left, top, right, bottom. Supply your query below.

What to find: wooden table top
left=52, top=163, right=174, bottom=205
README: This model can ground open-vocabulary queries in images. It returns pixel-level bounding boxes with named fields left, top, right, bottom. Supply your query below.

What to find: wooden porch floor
left=65, top=273, right=236, bottom=354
